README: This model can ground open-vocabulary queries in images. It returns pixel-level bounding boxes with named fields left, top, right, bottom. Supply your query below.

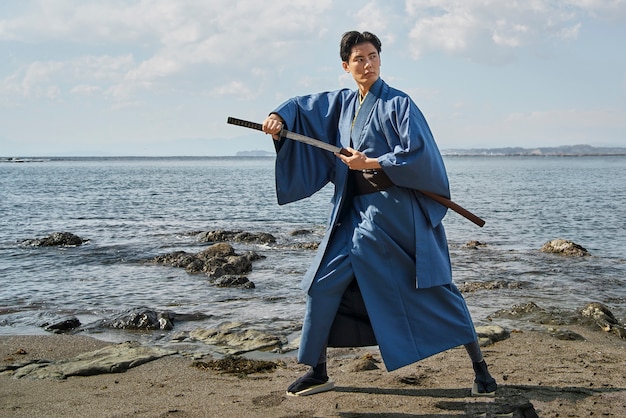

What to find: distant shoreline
left=2, top=145, right=625, bottom=160
left=442, top=151, right=626, bottom=157
left=441, top=144, right=626, bottom=157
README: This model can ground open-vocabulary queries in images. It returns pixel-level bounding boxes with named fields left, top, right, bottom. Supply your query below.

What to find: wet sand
left=1, top=325, right=625, bottom=417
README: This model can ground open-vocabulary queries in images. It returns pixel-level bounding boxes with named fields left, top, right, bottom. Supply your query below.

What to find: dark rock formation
left=192, top=356, right=278, bottom=375
left=100, top=307, right=175, bottom=331
left=458, top=280, right=523, bottom=292
left=464, top=240, right=487, bottom=249
left=21, top=232, right=87, bottom=247
left=42, top=317, right=81, bottom=333
left=196, top=230, right=276, bottom=245
left=209, top=275, right=255, bottom=289
left=148, top=242, right=263, bottom=281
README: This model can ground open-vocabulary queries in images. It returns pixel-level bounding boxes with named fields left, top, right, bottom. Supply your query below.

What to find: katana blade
left=227, top=117, right=349, bottom=156
left=282, top=130, right=345, bottom=155
left=227, top=116, right=485, bottom=227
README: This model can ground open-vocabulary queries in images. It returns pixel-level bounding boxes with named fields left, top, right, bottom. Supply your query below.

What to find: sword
left=227, top=116, right=485, bottom=227
left=227, top=117, right=352, bottom=156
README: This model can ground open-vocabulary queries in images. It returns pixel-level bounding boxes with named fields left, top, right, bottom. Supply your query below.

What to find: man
left=262, top=31, right=497, bottom=397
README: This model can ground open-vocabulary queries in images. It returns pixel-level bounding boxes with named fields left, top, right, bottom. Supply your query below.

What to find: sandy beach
left=1, top=325, right=624, bottom=417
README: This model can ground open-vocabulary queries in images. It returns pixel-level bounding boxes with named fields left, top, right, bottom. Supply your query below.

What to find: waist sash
left=351, top=169, right=394, bottom=196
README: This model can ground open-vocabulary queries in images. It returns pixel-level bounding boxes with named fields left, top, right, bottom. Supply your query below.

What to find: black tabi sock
left=464, top=340, right=484, bottom=364
left=472, top=359, right=497, bottom=389
left=312, top=361, right=327, bottom=378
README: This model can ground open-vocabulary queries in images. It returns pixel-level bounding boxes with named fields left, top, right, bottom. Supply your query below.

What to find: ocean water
left=1, top=156, right=624, bottom=352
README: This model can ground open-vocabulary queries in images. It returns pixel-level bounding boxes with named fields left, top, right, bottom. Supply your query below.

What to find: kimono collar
left=351, top=78, right=384, bottom=149
left=366, top=77, right=384, bottom=98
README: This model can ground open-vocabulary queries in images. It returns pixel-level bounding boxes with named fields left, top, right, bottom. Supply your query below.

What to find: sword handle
left=227, top=117, right=263, bottom=132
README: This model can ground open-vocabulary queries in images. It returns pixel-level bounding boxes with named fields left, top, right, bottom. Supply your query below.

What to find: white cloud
left=354, top=2, right=393, bottom=36
left=1, top=54, right=136, bottom=101
left=492, top=20, right=529, bottom=47
left=70, top=84, right=101, bottom=95
left=1, top=0, right=338, bottom=105
left=19, top=60, right=64, bottom=99
left=403, top=0, right=626, bottom=63
left=73, top=55, right=136, bottom=82
left=210, top=80, right=256, bottom=100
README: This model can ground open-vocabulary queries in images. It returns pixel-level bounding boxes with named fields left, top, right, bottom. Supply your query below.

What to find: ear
left=342, top=61, right=349, bottom=72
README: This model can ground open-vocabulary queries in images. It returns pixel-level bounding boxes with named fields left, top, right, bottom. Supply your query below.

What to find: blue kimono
left=273, top=78, right=477, bottom=372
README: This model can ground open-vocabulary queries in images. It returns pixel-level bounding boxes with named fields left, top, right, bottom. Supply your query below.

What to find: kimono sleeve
left=376, top=94, right=451, bottom=226
left=271, top=90, right=347, bottom=205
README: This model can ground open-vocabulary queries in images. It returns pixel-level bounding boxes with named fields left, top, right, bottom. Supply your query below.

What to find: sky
left=1, top=0, right=625, bottom=157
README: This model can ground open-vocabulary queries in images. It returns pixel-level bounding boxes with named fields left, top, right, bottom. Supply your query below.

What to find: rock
left=196, top=230, right=276, bottom=244
left=206, top=251, right=262, bottom=278
left=500, top=301, right=544, bottom=315
left=280, top=336, right=300, bottom=353
left=148, top=243, right=263, bottom=278
left=475, top=325, right=510, bottom=346
left=345, top=353, right=380, bottom=372
left=464, top=240, right=487, bottom=249
left=289, top=229, right=313, bottom=236
left=580, top=302, right=625, bottom=339
left=490, top=302, right=573, bottom=326
left=43, top=317, right=81, bottom=333
left=233, top=231, right=276, bottom=244
left=192, top=356, right=278, bottom=375
left=209, top=275, right=255, bottom=289
left=21, top=232, right=87, bottom=247
left=458, top=280, right=523, bottom=292
left=195, top=230, right=233, bottom=242
left=196, top=242, right=235, bottom=258
left=397, top=373, right=427, bottom=386
left=540, top=239, right=590, bottom=256
left=580, top=302, right=618, bottom=325
left=491, top=302, right=624, bottom=337
left=100, top=307, right=175, bottom=330
left=10, top=341, right=175, bottom=380
left=291, top=242, right=320, bottom=250
left=189, top=322, right=286, bottom=355
left=547, top=327, right=585, bottom=341
left=612, top=327, right=626, bottom=339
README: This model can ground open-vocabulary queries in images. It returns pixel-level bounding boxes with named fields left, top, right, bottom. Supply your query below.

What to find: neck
left=357, top=84, right=370, bottom=98
left=357, top=76, right=379, bottom=97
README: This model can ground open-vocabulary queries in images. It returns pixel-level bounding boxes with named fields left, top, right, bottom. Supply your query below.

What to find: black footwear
left=471, top=360, right=497, bottom=397
left=286, top=368, right=334, bottom=396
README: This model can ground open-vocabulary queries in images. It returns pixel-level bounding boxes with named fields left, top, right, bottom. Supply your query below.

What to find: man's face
left=342, top=42, right=380, bottom=90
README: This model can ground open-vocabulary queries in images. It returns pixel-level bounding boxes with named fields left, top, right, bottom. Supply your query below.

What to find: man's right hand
left=262, top=114, right=284, bottom=141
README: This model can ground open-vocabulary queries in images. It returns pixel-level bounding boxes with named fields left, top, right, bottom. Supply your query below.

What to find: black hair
left=340, top=31, right=382, bottom=62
